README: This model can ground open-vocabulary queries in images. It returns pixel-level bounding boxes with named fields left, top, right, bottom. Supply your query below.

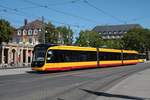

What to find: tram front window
left=32, top=47, right=46, bottom=67
left=33, top=47, right=46, bottom=62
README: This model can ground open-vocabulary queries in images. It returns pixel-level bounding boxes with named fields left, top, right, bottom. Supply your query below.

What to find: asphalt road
left=0, top=63, right=150, bottom=100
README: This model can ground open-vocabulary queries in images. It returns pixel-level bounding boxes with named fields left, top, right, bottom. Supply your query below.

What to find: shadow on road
left=81, top=89, right=149, bottom=100
left=26, top=70, right=64, bottom=74
left=26, top=70, right=77, bottom=75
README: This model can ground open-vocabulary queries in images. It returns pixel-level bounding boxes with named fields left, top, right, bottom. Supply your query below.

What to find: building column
left=20, top=48, right=23, bottom=66
left=18, top=48, right=21, bottom=66
left=16, top=47, right=19, bottom=66
left=7, top=47, right=11, bottom=65
left=15, top=48, right=17, bottom=64
left=30, top=50, right=33, bottom=63
left=0, top=46, right=4, bottom=68
left=1, top=46, right=4, bottom=65
left=26, top=48, right=28, bottom=66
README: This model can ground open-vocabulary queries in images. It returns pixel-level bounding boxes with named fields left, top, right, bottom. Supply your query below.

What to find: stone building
left=93, top=24, right=142, bottom=39
left=0, top=19, right=44, bottom=68
left=0, top=43, right=33, bottom=68
left=12, top=19, right=44, bottom=45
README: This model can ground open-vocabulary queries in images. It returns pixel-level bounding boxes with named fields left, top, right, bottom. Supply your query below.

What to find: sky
left=0, top=0, right=150, bottom=38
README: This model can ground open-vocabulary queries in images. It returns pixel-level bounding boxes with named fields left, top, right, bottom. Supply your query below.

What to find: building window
left=113, top=31, right=117, bottom=34
left=33, top=29, right=38, bottom=35
left=108, top=32, right=112, bottom=34
left=119, top=31, right=123, bottom=34
left=103, top=32, right=107, bottom=35
left=17, top=30, right=22, bottom=36
left=124, top=31, right=127, bottom=33
left=28, top=29, right=32, bottom=35
left=112, top=36, right=115, bottom=39
left=117, top=35, right=120, bottom=38
left=107, top=35, right=110, bottom=39
left=23, top=29, right=27, bottom=36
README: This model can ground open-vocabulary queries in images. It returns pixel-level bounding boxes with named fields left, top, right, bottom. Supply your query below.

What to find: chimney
left=24, top=19, right=28, bottom=26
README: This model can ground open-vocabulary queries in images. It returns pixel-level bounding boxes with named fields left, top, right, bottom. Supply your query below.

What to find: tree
left=0, top=19, right=15, bottom=44
left=45, top=22, right=74, bottom=45
left=45, top=22, right=58, bottom=44
left=75, top=30, right=103, bottom=47
left=103, top=39, right=122, bottom=49
left=57, top=26, right=73, bottom=45
left=121, top=28, right=150, bottom=52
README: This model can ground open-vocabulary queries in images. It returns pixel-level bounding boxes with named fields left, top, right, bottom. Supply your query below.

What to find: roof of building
left=18, top=19, right=44, bottom=30
left=92, top=24, right=142, bottom=32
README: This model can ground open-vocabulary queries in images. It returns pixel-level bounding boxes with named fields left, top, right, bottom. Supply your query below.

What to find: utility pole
left=68, top=26, right=73, bottom=45
left=42, top=16, right=45, bottom=44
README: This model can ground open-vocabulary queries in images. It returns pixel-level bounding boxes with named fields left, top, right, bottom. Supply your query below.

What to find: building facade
left=12, top=19, right=44, bottom=45
left=0, top=19, right=44, bottom=68
left=0, top=43, right=33, bottom=68
left=92, top=24, right=142, bottom=39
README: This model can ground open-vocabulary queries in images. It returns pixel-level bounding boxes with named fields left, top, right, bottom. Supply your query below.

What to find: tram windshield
left=33, top=47, right=46, bottom=62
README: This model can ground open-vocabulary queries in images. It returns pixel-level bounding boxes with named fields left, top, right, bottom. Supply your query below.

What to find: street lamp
left=45, top=30, right=48, bottom=43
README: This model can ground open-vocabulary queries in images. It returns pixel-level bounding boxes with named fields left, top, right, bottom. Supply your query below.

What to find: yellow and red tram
left=31, top=44, right=139, bottom=71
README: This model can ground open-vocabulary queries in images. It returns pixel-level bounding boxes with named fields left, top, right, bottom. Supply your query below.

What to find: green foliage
left=75, top=30, right=122, bottom=48
left=0, top=19, right=14, bottom=44
left=45, top=22, right=74, bottom=45
left=75, top=28, right=150, bottom=52
left=45, top=22, right=58, bottom=44
left=122, top=28, right=150, bottom=52
left=75, top=30, right=103, bottom=47
left=103, top=39, right=122, bottom=49
left=57, top=26, right=73, bottom=45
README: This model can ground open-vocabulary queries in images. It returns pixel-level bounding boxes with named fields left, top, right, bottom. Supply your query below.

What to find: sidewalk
left=0, top=67, right=31, bottom=76
left=95, top=68, right=150, bottom=100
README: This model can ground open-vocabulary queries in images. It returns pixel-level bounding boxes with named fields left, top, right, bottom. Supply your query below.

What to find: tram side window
left=99, top=52, right=107, bottom=60
left=67, top=51, right=83, bottom=62
left=86, top=51, right=97, bottom=61
left=53, top=50, right=97, bottom=62
left=52, top=50, right=126, bottom=62
left=123, top=53, right=138, bottom=60
left=139, top=54, right=146, bottom=59
left=54, top=50, right=84, bottom=62
left=133, top=54, right=138, bottom=59
left=51, top=50, right=68, bottom=62
left=79, top=53, right=88, bottom=61
left=100, top=52, right=121, bottom=60
left=123, top=53, right=129, bottom=60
